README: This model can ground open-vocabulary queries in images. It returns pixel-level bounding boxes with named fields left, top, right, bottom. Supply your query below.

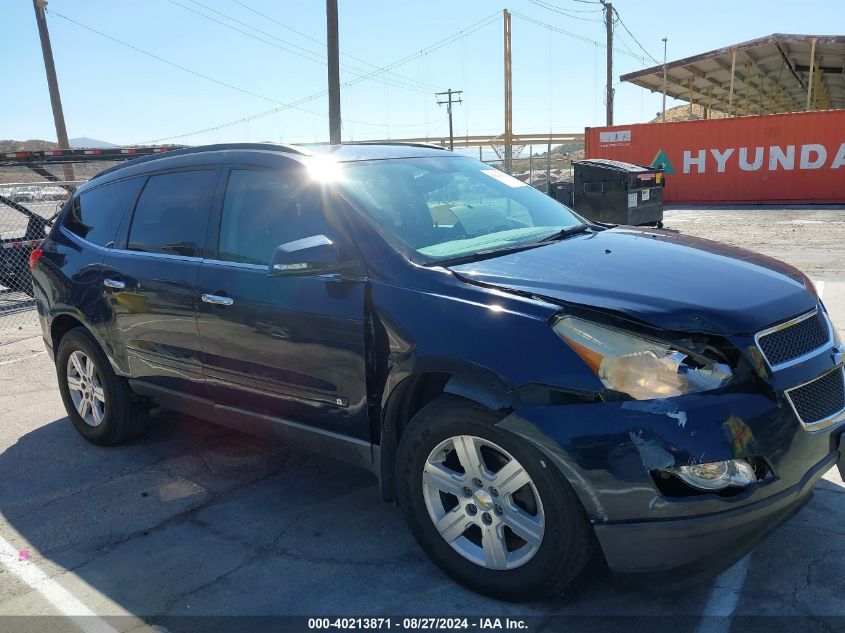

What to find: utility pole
left=326, top=0, right=341, bottom=144
left=602, top=1, right=613, bottom=126
left=436, top=89, right=462, bottom=150
left=503, top=9, right=513, bottom=173
left=32, top=0, right=74, bottom=182
left=661, top=37, right=668, bottom=122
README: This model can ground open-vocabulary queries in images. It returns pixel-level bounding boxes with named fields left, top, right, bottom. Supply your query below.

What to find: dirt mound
left=648, top=104, right=727, bottom=123
left=0, top=140, right=60, bottom=153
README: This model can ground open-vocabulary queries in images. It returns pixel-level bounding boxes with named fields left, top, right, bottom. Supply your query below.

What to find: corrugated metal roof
left=620, top=34, right=845, bottom=116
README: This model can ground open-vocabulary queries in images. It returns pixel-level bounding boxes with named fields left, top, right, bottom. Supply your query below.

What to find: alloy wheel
left=422, top=434, right=545, bottom=570
left=66, top=350, right=106, bottom=427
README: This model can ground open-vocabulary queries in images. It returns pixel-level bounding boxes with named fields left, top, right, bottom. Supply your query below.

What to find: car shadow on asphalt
left=2, top=412, right=842, bottom=621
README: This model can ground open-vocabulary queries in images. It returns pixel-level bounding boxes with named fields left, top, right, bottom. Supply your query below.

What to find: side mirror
left=269, top=235, right=339, bottom=276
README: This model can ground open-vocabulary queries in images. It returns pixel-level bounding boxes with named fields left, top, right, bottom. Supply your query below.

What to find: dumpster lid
left=574, top=159, right=658, bottom=173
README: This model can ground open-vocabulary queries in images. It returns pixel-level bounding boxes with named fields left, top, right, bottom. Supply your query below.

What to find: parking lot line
left=0, top=534, right=118, bottom=633
left=0, top=350, right=45, bottom=366
left=693, top=555, right=751, bottom=632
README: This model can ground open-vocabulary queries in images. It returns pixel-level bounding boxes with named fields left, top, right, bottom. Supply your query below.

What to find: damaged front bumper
left=498, top=387, right=845, bottom=577
left=594, top=451, right=835, bottom=575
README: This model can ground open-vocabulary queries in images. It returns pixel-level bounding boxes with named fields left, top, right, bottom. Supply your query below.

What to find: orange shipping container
left=585, top=110, right=845, bottom=204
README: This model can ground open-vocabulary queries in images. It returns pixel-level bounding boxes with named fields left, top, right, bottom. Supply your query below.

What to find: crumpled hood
left=448, top=227, right=817, bottom=334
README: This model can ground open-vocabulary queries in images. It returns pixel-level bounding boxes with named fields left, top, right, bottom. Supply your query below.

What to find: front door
left=102, top=168, right=219, bottom=396
left=195, top=167, right=370, bottom=441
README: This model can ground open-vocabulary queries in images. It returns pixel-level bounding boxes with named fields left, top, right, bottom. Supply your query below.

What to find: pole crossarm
left=436, top=89, right=463, bottom=151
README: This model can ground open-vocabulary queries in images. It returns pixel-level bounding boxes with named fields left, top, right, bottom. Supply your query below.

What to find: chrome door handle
left=201, top=293, right=234, bottom=306
left=103, top=278, right=126, bottom=290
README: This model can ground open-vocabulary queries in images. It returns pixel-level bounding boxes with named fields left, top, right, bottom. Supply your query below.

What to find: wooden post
left=688, top=77, right=694, bottom=118
left=529, top=146, right=533, bottom=184
left=806, top=38, right=816, bottom=111
left=727, top=48, right=737, bottom=116
left=604, top=2, right=614, bottom=125
left=503, top=9, right=513, bottom=173
left=32, top=0, right=74, bottom=181
left=326, top=0, right=341, bottom=144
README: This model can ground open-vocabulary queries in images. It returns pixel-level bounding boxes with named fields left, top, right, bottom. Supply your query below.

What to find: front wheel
left=395, top=395, right=594, bottom=601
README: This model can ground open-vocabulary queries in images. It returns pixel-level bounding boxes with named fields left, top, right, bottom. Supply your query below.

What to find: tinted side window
left=218, top=170, right=338, bottom=266
left=64, top=178, right=143, bottom=247
left=128, top=170, right=217, bottom=257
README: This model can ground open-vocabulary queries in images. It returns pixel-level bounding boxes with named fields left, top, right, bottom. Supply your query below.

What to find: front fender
left=372, top=277, right=605, bottom=413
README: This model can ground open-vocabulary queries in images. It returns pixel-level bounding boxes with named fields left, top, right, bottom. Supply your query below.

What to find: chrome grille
left=756, top=308, right=832, bottom=369
left=785, top=367, right=845, bottom=430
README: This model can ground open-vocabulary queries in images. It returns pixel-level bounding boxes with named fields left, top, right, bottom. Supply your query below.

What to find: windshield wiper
left=426, top=242, right=548, bottom=267
left=538, top=224, right=602, bottom=242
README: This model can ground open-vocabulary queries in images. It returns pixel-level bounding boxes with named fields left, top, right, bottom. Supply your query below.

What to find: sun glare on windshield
left=305, top=155, right=344, bottom=183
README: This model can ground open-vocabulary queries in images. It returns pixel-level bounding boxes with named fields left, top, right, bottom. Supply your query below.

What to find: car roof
left=307, top=142, right=449, bottom=161
left=79, top=142, right=454, bottom=193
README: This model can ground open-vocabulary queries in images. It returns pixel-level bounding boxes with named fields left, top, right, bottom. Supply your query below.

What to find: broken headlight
left=553, top=316, right=732, bottom=400
left=664, top=459, right=757, bottom=491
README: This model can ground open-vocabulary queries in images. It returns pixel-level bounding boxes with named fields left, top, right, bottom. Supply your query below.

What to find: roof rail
left=89, top=143, right=311, bottom=181
left=345, top=141, right=447, bottom=150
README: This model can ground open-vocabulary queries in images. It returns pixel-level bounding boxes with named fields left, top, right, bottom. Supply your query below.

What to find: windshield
left=336, top=156, right=582, bottom=263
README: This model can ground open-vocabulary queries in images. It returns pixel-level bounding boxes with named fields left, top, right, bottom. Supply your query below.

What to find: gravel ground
left=664, top=206, right=845, bottom=280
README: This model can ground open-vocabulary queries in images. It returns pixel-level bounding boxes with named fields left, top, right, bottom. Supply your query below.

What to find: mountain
left=0, top=137, right=118, bottom=152
left=69, top=137, right=117, bottom=148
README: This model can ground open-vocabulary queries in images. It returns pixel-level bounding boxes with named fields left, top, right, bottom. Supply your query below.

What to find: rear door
left=39, top=177, right=144, bottom=353
left=195, top=167, right=370, bottom=441
left=102, top=168, right=219, bottom=396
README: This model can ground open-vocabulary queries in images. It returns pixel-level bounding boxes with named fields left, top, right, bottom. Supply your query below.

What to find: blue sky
left=4, top=0, right=844, bottom=146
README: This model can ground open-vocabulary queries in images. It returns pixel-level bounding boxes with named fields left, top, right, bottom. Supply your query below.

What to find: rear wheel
left=56, top=327, right=148, bottom=445
left=395, top=395, right=594, bottom=601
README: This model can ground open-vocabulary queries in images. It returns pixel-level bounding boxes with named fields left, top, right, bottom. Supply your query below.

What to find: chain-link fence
left=0, top=181, right=74, bottom=332
left=478, top=142, right=584, bottom=193
left=0, top=154, right=151, bottom=336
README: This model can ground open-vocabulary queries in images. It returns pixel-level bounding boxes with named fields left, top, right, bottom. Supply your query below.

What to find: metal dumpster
left=550, top=181, right=574, bottom=207
left=572, top=159, right=664, bottom=226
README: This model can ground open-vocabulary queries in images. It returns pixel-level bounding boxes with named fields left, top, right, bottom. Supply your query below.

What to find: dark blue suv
left=30, top=143, right=845, bottom=601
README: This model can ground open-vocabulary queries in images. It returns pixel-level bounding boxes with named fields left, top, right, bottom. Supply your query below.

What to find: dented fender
left=370, top=275, right=606, bottom=419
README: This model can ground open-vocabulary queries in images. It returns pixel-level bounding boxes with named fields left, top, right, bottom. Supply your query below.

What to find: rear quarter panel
left=33, top=227, right=115, bottom=363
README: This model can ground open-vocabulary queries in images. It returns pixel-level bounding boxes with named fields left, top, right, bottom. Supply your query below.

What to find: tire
left=56, top=327, right=148, bottom=446
left=395, top=395, right=594, bottom=601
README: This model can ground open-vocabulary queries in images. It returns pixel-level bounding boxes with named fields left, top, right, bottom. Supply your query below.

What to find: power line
left=610, top=7, right=659, bottom=64
left=168, top=0, right=438, bottom=94
left=139, top=11, right=501, bottom=143
left=229, top=0, right=439, bottom=92
left=48, top=10, right=309, bottom=108
left=46, top=9, right=429, bottom=130
left=523, top=3, right=657, bottom=65
left=511, top=10, right=649, bottom=63
left=528, top=0, right=603, bottom=22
